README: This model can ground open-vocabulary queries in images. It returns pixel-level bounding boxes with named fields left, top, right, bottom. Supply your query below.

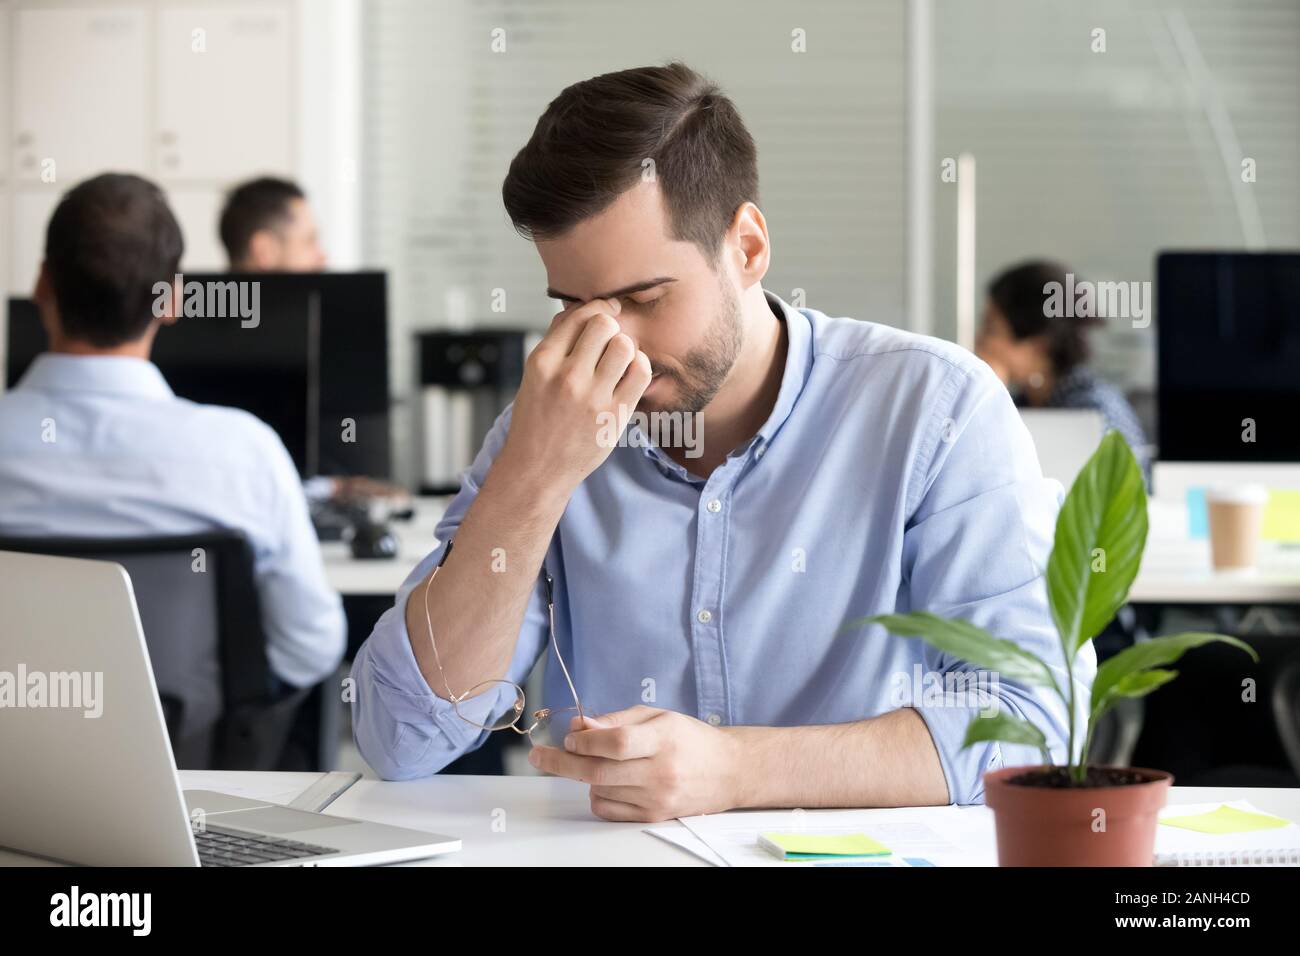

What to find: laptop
left=1018, top=408, right=1106, bottom=491
left=0, top=549, right=460, bottom=866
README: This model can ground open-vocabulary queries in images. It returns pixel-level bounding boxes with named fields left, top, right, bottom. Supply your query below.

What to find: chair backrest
left=1272, top=657, right=1300, bottom=778
left=0, top=530, right=298, bottom=768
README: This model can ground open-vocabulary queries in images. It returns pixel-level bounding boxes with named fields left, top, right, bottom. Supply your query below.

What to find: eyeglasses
left=422, top=540, right=585, bottom=746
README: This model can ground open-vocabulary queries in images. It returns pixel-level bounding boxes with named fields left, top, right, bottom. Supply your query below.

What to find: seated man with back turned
left=0, top=172, right=345, bottom=695
left=350, top=63, right=1091, bottom=820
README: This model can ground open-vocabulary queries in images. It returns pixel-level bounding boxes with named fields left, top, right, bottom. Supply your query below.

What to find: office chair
left=1272, top=657, right=1300, bottom=780
left=0, top=531, right=323, bottom=770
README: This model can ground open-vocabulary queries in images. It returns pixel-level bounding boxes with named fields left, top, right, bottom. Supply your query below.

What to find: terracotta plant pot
left=983, top=765, right=1174, bottom=866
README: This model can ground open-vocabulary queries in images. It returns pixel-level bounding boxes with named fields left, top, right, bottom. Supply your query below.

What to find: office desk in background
left=324, top=497, right=1300, bottom=606
left=3, top=772, right=1298, bottom=867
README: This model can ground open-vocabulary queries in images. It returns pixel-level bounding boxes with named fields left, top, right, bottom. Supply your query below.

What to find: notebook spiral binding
left=1160, top=848, right=1300, bottom=866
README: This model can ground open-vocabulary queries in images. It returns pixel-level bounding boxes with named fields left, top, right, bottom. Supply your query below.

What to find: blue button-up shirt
left=352, top=293, right=1091, bottom=804
left=0, top=354, right=345, bottom=687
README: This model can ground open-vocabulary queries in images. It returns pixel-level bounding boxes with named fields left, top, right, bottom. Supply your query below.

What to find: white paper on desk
left=1155, top=800, right=1300, bottom=865
left=644, top=826, right=727, bottom=866
left=678, top=805, right=995, bottom=867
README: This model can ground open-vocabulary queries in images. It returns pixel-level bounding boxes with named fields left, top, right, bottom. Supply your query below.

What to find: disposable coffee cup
left=1205, top=484, right=1269, bottom=570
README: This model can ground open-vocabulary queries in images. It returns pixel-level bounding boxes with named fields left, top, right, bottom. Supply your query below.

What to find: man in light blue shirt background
left=350, top=63, right=1092, bottom=819
left=0, top=173, right=344, bottom=690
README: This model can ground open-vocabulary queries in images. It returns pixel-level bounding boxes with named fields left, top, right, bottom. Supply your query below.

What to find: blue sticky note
left=1187, top=487, right=1208, bottom=540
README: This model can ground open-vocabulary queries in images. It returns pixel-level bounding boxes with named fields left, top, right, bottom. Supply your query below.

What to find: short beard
left=643, top=279, right=743, bottom=415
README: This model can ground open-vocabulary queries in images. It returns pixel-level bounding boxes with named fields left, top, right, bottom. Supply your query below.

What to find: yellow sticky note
left=759, top=832, right=891, bottom=859
left=1263, top=490, right=1300, bottom=542
left=1160, top=805, right=1292, bottom=834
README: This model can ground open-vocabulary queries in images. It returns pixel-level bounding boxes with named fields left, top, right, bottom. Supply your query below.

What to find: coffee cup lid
left=1206, top=483, right=1270, bottom=505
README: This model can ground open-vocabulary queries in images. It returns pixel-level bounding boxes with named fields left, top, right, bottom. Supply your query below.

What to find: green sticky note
left=759, top=832, right=891, bottom=860
left=1262, top=490, right=1300, bottom=542
left=1160, top=805, right=1292, bottom=834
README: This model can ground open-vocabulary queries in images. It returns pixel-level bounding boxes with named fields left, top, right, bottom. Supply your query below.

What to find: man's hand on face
left=527, top=705, right=745, bottom=822
left=498, top=298, right=653, bottom=492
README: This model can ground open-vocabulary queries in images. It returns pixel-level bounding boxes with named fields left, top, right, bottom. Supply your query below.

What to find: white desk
left=323, top=497, right=449, bottom=596
left=3, top=773, right=1297, bottom=866
left=326, top=497, right=1300, bottom=605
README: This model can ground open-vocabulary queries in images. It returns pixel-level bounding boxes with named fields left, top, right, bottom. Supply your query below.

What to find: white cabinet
left=168, top=186, right=227, bottom=270
left=0, top=3, right=9, bottom=182
left=156, top=6, right=293, bottom=180
left=0, top=191, right=8, bottom=305
left=10, top=188, right=59, bottom=296
left=12, top=6, right=150, bottom=181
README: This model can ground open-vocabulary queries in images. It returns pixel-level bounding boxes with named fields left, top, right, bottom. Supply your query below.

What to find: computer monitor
left=1157, top=252, right=1300, bottom=462
left=5, top=271, right=390, bottom=479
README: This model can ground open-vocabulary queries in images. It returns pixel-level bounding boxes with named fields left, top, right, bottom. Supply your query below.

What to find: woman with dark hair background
left=975, top=259, right=1151, bottom=484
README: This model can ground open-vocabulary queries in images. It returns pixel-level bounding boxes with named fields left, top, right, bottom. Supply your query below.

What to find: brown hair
left=45, top=173, right=184, bottom=347
left=988, top=260, right=1101, bottom=374
left=502, top=62, right=758, bottom=259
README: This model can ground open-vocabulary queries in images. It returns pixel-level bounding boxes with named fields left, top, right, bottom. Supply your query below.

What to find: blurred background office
left=0, top=0, right=1297, bottom=785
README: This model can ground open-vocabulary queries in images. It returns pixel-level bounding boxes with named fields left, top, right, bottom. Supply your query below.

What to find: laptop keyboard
left=194, top=823, right=340, bottom=866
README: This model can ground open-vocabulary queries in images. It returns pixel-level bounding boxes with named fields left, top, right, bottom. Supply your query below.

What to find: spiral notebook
left=1155, top=801, right=1300, bottom=866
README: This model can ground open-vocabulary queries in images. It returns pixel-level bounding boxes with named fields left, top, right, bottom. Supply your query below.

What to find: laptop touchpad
left=232, top=807, right=360, bottom=834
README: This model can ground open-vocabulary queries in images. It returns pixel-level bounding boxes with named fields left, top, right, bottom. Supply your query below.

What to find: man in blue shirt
left=351, top=63, right=1090, bottom=819
left=0, top=173, right=344, bottom=690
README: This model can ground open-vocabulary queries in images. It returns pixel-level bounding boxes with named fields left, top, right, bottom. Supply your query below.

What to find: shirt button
left=697, top=609, right=712, bottom=623
left=706, top=713, right=722, bottom=726
left=706, top=498, right=722, bottom=513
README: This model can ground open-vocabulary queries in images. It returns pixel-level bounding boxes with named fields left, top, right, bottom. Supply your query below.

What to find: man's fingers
left=593, top=333, right=638, bottom=392
left=563, top=721, right=658, bottom=760
left=542, top=297, right=619, bottom=356
left=528, top=745, right=650, bottom=786
left=567, top=705, right=659, bottom=733
left=587, top=704, right=663, bottom=727
left=567, top=310, right=622, bottom=371
left=589, top=793, right=652, bottom=822
left=613, top=349, right=653, bottom=408
left=589, top=784, right=656, bottom=809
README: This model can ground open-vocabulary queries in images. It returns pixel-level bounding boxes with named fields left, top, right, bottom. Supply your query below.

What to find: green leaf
left=858, top=612, right=1057, bottom=688
left=1047, top=430, right=1148, bottom=657
left=1092, top=667, right=1179, bottom=716
left=1090, top=632, right=1258, bottom=715
left=961, top=711, right=1049, bottom=759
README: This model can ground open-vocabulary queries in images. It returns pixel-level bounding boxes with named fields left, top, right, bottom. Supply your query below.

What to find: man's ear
left=245, top=229, right=281, bottom=270
left=159, top=279, right=182, bottom=327
left=34, top=260, right=51, bottom=305
left=728, top=201, right=770, bottom=289
left=159, top=280, right=183, bottom=329
left=149, top=275, right=182, bottom=326
left=34, top=261, right=61, bottom=338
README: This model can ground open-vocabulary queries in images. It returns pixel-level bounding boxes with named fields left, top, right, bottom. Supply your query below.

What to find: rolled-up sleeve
left=900, top=361, right=1094, bottom=805
left=350, top=405, right=552, bottom=779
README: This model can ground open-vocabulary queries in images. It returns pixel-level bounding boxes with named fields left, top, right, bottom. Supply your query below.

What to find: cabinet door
left=0, top=191, right=9, bottom=305
left=10, top=188, right=59, bottom=297
left=13, top=6, right=149, bottom=181
left=168, top=186, right=226, bottom=270
left=156, top=5, right=294, bottom=180
left=0, top=2, right=10, bottom=182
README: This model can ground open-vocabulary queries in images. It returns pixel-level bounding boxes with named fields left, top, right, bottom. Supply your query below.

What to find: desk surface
left=326, top=498, right=1300, bottom=605
left=4, top=773, right=1298, bottom=866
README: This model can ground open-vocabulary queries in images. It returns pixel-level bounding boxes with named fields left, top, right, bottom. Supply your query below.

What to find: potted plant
left=853, top=431, right=1257, bottom=866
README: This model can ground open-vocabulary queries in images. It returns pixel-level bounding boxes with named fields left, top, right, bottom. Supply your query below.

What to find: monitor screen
left=5, top=271, right=390, bottom=478
left=1157, top=252, right=1300, bottom=462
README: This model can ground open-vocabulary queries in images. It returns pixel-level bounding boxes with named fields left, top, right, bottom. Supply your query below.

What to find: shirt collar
left=753, top=290, right=813, bottom=452
left=15, top=353, right=175, bottom=400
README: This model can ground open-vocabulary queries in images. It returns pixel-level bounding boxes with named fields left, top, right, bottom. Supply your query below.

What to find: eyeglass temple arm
left=434, top=538, right=585, bottom=720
